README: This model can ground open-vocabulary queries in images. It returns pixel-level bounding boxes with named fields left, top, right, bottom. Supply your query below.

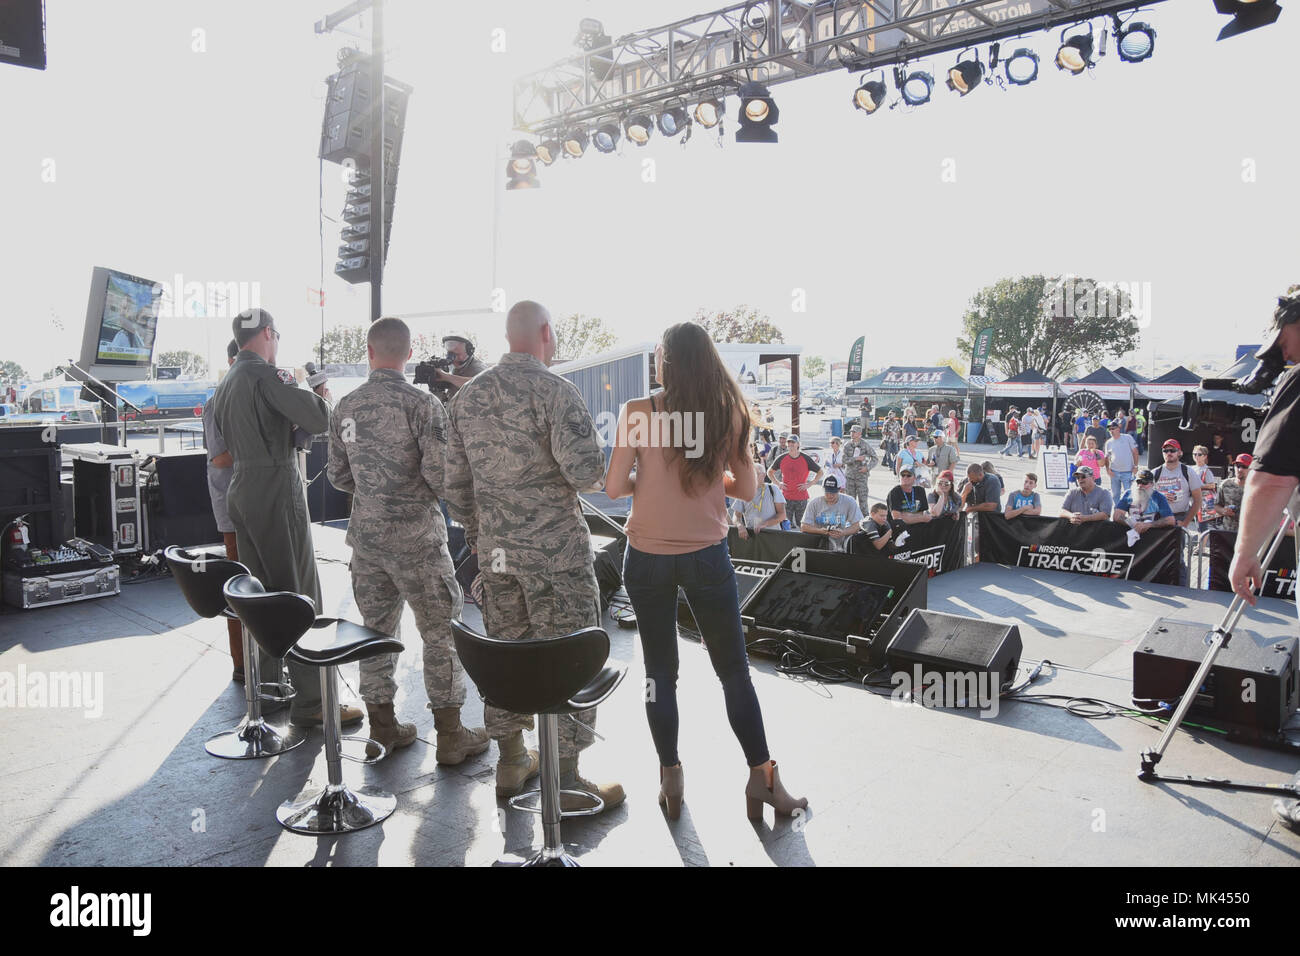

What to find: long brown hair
left=658, top=322, right=752, bottom=495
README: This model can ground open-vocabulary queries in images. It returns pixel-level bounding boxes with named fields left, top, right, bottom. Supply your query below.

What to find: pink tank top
left=624, top=395, right=730, bottom=555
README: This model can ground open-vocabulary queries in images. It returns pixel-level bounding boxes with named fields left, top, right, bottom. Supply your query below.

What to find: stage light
left=506, top=140, right=538, bottom=190
left=852, top=73, right=887, bottom=113
left=575, top=18, right=611, bottom=50
left=657, top=102, right=690, bottom=137
left=536, top=135, right=560, bottom=166
left=1056, top=24, right=1095, bottom=74
left=1214, top=0, right=1282, bottom=40
left=624, top=112, right=654, bottom=146
left=1004, top=48, right=1040, bottom=85
left=694, top=94, right=723, bottom=128
left=561, top=127, right=588, bottom=158
left=736, top=82, right=778, bottom=143
left=900, top=70, right=934, bottom=106
left=946, top=49, right=984, bottom=95
left=592, top=117, right=621, bottom=153
left=1115, top=21, right=1156, bottom=61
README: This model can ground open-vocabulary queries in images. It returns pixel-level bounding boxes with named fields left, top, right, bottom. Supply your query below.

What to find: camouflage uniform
left=841, top=436, right=878, bottom=512
left=444, top=352, right=606, bottom=759
left=327, top=367, right=465, bottom=709
left=208, top=350, right=330, bottom=718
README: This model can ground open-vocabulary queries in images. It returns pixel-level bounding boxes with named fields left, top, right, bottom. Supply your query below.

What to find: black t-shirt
left=1252, top=366, right=1300, bottom=567
left=855, top=518, right=893, bottom=552
left=1206, top=444, right=1231, bottom=472
left=888, top=484, right=928, bottom=515
left=1253, top=367, right=1300, bottom=481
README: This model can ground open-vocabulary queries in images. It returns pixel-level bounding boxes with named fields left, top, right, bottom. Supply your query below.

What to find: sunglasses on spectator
left=1135, top=478, right=1153, bottom=485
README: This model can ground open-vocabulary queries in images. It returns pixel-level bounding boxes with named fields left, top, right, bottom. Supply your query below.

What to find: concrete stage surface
left=1, top=524, right=1298, bottom=867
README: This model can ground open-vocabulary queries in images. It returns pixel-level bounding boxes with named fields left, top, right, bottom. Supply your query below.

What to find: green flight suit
left=209, top=350, right=331, bottom=719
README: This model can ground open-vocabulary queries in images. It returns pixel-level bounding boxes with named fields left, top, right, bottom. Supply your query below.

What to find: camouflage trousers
left=842, top=474, right=870, bottom=513
left=479, top=564, right=600, bottom=760
left=351, top=543, right=466, bottom=710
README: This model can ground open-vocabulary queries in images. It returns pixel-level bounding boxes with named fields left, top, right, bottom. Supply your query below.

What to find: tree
left=955, top=275, right=1142, bottom=381
left=933, top=356, right=968, bottom=376
left=155, top=350, right=207, bottom=377
left=313, top=326, right=369, bottom=364
left=693, top=305, right=785, bottom=343
left=802, top=355, right=827, bottom=380
left=0, top=360, right=28, bottom=384
left=552, top=313, right=618, bottom=363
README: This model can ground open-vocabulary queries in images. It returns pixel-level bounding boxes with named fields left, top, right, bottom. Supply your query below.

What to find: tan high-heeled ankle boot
left=745, top=760, right=808, bottom=820
left=659, top=764, right=684, bottom=820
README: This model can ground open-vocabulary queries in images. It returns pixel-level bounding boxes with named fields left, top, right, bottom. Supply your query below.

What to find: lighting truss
left=512, top=0, right=1172, bottom=134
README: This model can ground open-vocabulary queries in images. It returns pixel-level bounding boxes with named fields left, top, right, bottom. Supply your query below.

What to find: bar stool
left=451, top=619, right=626, bottom=867
left=165, top=546, right=303, bottom=759
left=223, top=573, right=404, bottom=835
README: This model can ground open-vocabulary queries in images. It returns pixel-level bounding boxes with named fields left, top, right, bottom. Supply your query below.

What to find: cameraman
left=1227, top=288, right=1300, bottom=831
left=434, top=333, right=487, bottom=400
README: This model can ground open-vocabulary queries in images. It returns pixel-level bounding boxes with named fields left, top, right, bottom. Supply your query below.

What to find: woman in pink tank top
left=605, top=322, right=807, bottom=824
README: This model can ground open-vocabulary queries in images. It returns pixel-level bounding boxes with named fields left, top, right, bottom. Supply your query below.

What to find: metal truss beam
left=513, top=0, right=1168, bottom=133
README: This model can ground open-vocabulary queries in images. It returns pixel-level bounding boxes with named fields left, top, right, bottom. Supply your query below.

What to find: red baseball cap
left=1233, top=453, right=1254, bottom=466
left=1162, top=439, right=1181, bottom=451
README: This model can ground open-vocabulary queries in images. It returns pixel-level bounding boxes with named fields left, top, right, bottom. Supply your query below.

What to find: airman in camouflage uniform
left=327, top=318, right=489, bottom=764
left=208, top=309, right=347, bottom=727
left=444, top=300, right=624, bottom=811
left=842, top=424, right=878, bottom=513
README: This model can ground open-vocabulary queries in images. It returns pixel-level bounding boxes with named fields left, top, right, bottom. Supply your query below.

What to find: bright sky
left=2, top=0, right=1297, bottom=382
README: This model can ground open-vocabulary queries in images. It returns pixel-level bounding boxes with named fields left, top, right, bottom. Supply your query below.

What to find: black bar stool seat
left=165, top=546, right=302, bottom=759
left=224, top=573, right=404, bottom=836
left=451, top=619, right=626, bottom=867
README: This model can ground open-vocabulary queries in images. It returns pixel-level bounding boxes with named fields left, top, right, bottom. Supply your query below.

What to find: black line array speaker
left=305, top=436, right=352, bottom=523
left=1133, top=618, right=1298, bottom=738
left=885, top=609, right=1022, bottom=705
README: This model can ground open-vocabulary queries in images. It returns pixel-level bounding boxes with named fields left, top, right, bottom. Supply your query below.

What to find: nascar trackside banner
left=727, top=527, right=825, bottom=567
left=848, top=513, right=966, bottom=577
left=976, top=514, right=1181, bottom=585
left=1206, top=530, right=1297, bottom=602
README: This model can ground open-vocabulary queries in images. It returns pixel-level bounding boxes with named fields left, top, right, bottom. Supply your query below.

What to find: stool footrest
left=507, top=788, right=605, bottom=818
left=339, top=734, right=386, bottom=764
left=258, top=681, right=297, bottom=704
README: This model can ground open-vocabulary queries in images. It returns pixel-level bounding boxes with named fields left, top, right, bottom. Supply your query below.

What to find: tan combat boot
left=432, top=706, right=490, bottom=766
left=495, top=730, right=540, bottom=797
left=559, top=756, right=625, bottom=813
left=365, top=702, right=417, bottom=759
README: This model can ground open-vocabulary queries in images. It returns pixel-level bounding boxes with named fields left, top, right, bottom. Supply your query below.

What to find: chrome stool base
left=205, top=717, right=305, bottom=759
left=494, top=846, right=583, bottom=867
left=276, top=782, right=397, bottom=835
left=508, top=788, right=604, bottom=818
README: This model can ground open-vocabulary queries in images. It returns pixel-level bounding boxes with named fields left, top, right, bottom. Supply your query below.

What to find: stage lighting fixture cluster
left=1214, top=0, right=1282, bottom=41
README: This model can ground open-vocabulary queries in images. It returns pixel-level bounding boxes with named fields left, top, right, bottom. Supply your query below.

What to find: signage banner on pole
left=1040, top=449, right=1071, bottom=492
left=847, top=336, right=865, bottom=383
left=976, top=514, right=1181, bottom=584
left=849, top=514, right=966, bottom=576
left=1206, top=529, right=1297, bottom=601
left=970, top=327, right=995, bottom=378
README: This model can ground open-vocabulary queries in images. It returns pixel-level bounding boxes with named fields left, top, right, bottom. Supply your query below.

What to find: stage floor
left=1, top=525, right=1298, bottom=867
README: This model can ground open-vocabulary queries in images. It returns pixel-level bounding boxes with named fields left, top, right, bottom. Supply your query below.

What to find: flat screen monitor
left=77, top=267, right=162, bottom=382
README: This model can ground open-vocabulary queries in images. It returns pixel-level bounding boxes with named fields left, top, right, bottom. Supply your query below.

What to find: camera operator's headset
left=442, top=333, right=475, bottom=363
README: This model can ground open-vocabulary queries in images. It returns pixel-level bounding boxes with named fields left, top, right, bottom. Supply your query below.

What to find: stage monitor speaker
left=740, top=548, right=928, bottom=665
left=0, top=0, right=47, bottom=71
left=1133, top=618, right=1298, bottom=738
left=143, top=451, right=220, bottom=551
left=885, top=609, right=1022, bottom=705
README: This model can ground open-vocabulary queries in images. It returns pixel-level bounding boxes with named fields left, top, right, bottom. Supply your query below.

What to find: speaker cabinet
left=885, top=610, right=1022, bottom=706
left=1133, top=617, right=1298, bottom=738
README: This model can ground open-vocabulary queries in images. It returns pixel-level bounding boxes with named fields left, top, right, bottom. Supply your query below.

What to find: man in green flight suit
left=209, top=308, right=358, bottom=727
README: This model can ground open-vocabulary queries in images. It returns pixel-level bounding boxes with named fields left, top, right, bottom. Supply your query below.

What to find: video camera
left=414, top=355, right=455, bottom=398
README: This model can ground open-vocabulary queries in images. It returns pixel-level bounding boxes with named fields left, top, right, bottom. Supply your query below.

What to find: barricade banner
left=727, top=527, right=824, bottom=566
left=976, top=514, right=1181, bottom=584
left=1206, top=529, right=1297, bottom=601
left=847, top=514, right=966, bottom=576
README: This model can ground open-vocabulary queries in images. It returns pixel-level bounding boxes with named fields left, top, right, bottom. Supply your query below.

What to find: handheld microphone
left=305, top=362, right=329, bottom=389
